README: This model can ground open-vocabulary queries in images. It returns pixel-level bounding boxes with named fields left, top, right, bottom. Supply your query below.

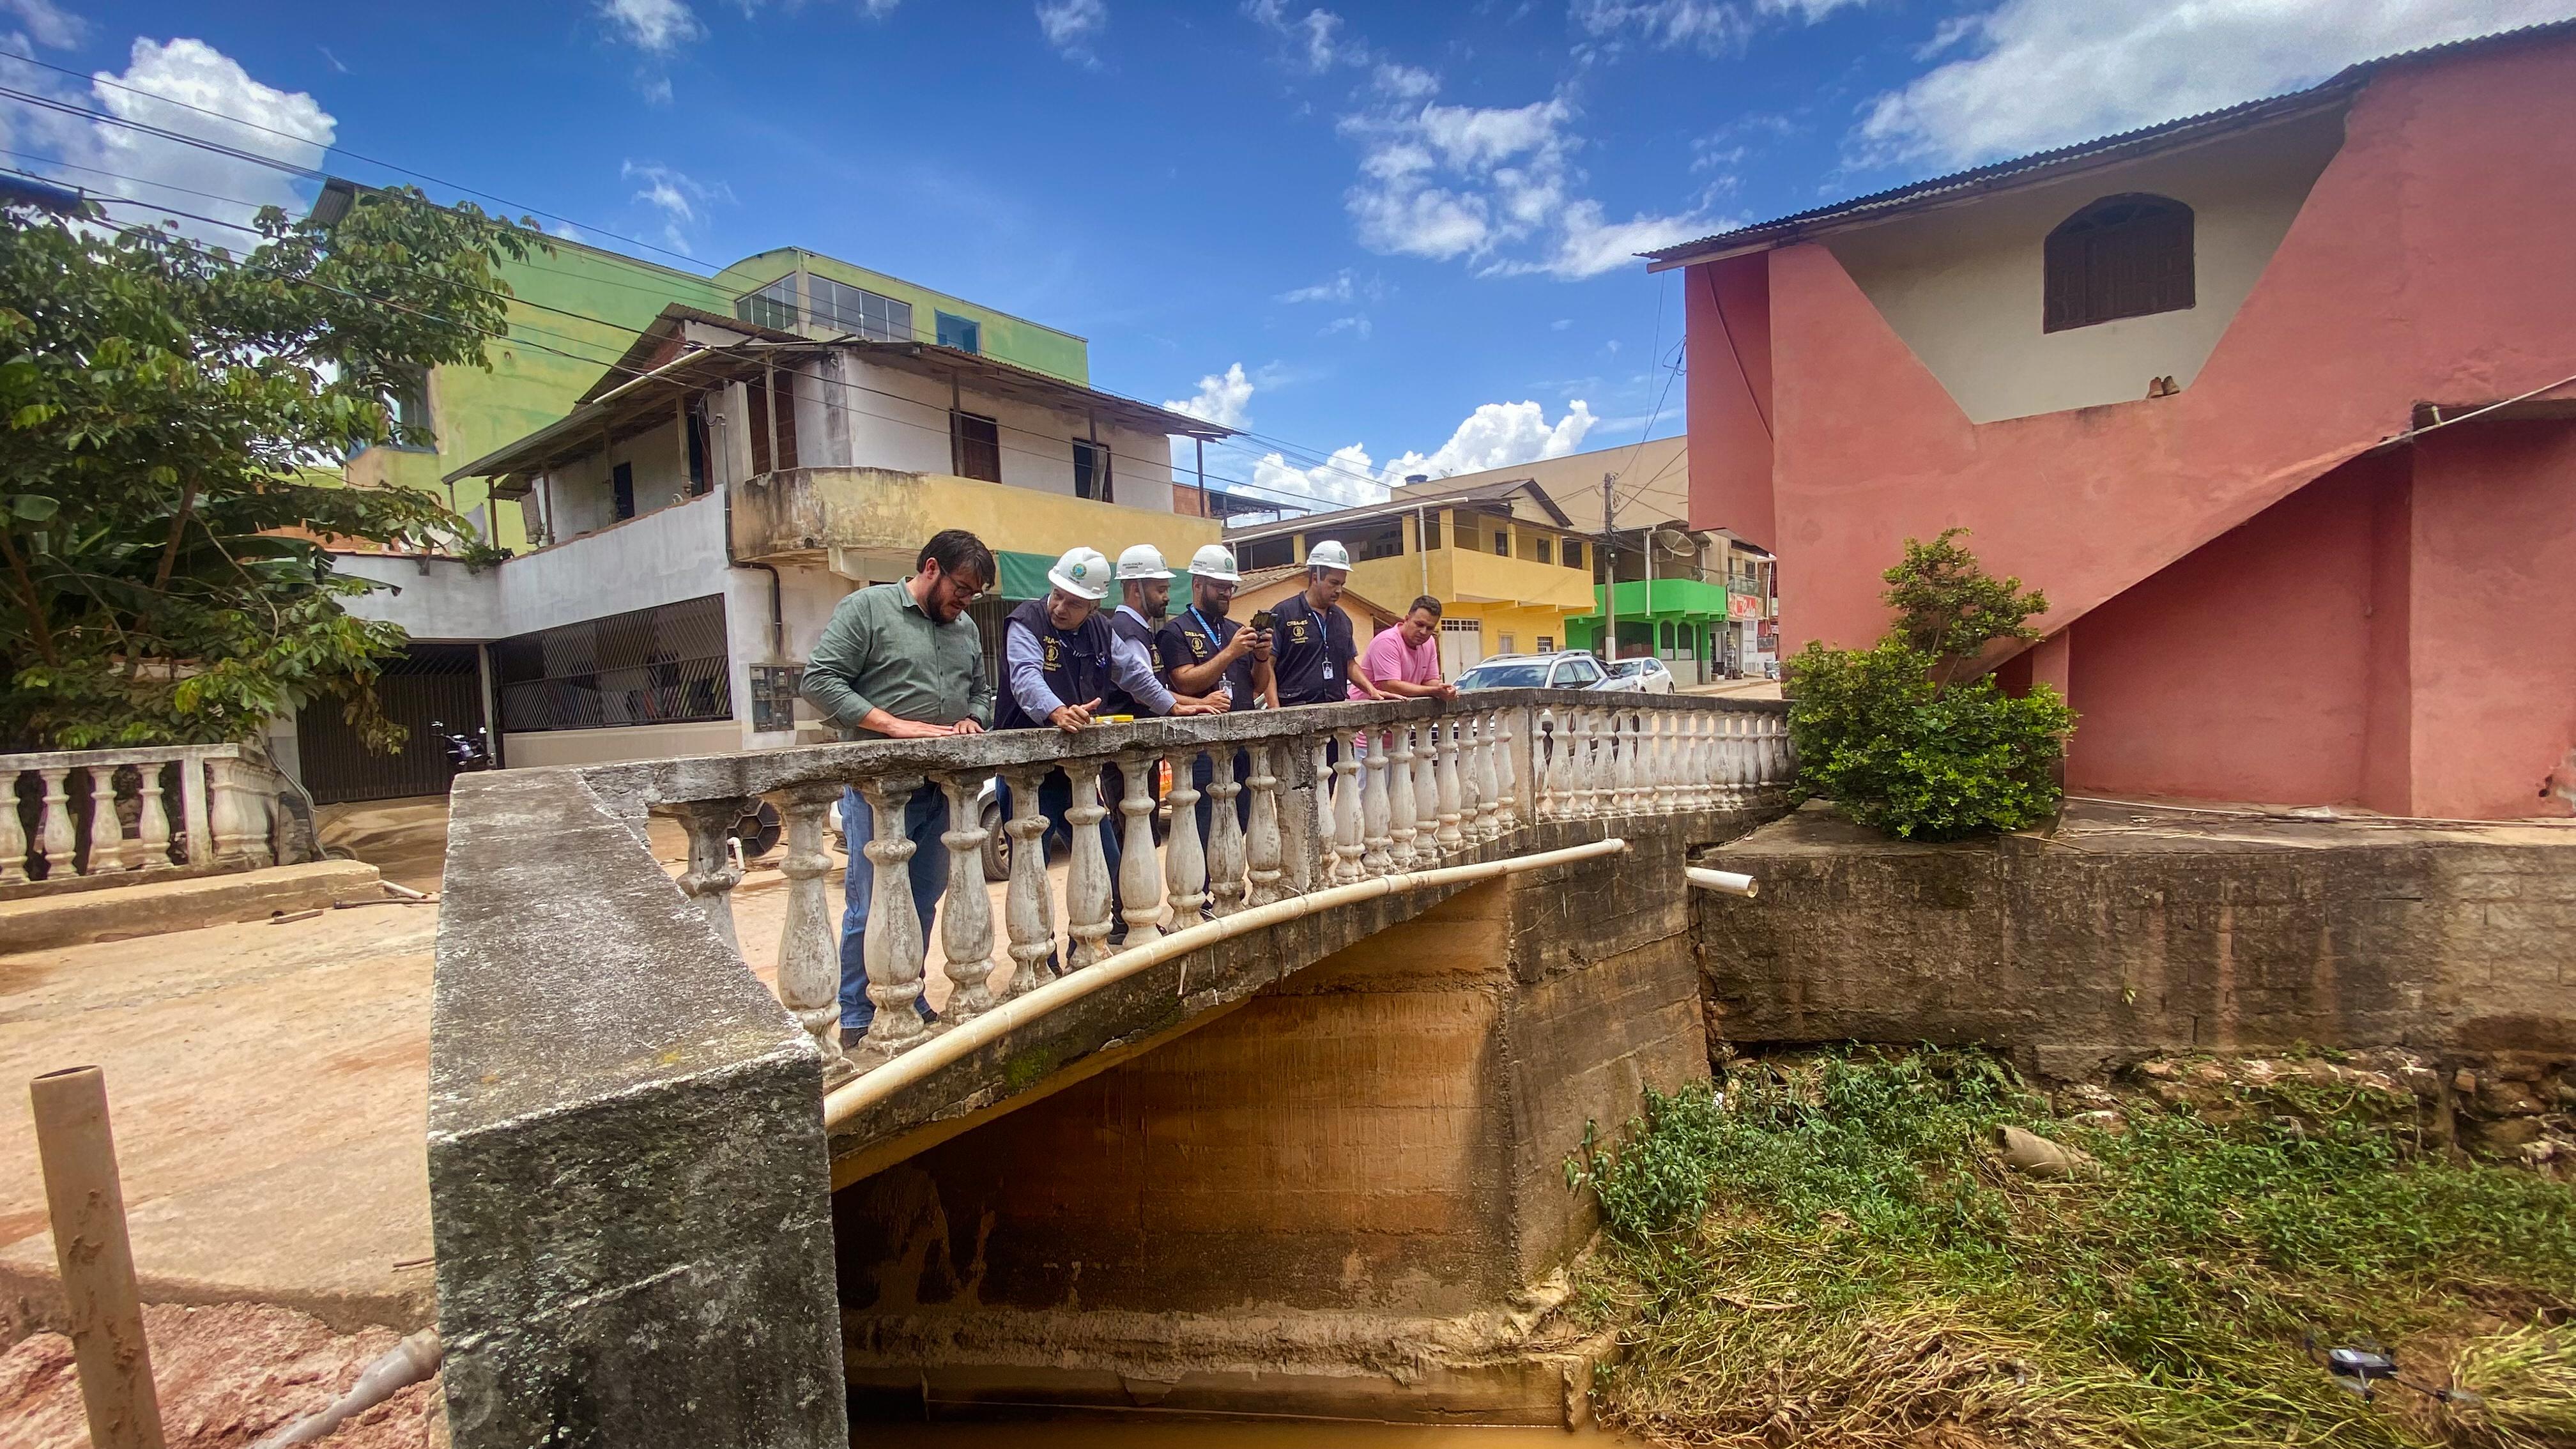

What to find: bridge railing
left=606, top=689, right=1793, bottom=1085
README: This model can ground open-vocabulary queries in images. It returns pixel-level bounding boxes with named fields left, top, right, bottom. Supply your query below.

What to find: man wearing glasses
left=1157, top=543, right=1276, bottom=845
left=800, top=529, right=995, bottom=1045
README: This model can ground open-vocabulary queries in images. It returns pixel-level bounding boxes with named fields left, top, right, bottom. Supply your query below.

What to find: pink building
left=1652, top=22, right=2576, bottom=821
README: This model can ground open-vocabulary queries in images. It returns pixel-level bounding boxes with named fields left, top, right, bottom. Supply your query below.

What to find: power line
left=47, top=188, right=1362, bottom=518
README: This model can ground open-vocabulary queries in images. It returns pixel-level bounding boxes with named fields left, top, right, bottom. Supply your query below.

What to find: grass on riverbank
left=1562, top=1051, right=2576, bottom=1448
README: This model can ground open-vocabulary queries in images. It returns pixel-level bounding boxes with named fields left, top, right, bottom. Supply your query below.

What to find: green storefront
left=1563, top=577, right=1729, bottom=682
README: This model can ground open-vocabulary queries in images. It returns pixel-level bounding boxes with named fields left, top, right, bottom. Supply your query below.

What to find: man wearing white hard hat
left=995, top=548, right=1213, bottom=960
left=1269, top=539, right=1392, bottom=707
left=1158, top=542, right=1276, bottom=844
left=1103, top=544, right=1224, bottom=720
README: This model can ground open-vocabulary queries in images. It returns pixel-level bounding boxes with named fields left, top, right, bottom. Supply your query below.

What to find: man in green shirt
left=799, top=529, right=996, bottom=1043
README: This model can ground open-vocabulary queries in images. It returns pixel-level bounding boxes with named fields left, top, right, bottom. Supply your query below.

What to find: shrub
left=1786, top=530, right=2074, bottom=839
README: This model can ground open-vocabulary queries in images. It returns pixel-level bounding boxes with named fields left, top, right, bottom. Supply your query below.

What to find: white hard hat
left=1306, top=539, right=1352, bottom=571
left=1114, top=544, right=1172, bottom=581
left=1188, top=542, right=1241, bottom=583
left=1048, top=546, right=1111, bottom=601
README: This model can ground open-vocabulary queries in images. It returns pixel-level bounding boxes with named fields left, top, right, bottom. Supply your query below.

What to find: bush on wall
left=1785, top=530, right=2075, bottom=839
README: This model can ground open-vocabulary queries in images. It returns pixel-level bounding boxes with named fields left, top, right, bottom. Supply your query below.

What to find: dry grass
left=2445, top=1320, right=2576, bottom=1448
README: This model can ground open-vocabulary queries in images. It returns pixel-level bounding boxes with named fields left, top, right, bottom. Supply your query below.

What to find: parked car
left=1454, top=652, right=1616, bottom=692
left=1604, top=657, right=1676, bottom=694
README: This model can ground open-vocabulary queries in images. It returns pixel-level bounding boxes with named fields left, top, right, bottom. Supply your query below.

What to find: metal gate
left=297, top=643, right=485, bottom=804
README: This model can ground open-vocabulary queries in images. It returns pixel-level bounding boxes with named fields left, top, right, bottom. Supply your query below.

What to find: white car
left=1455, top=652, right=1625, bottom=692
left=1604, top=657, right=1676, bottom=694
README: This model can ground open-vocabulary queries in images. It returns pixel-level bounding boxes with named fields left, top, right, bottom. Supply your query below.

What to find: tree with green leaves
left=0, top=187, right=541, bottom=751
left=1785, top=530, right=2074, bottom=839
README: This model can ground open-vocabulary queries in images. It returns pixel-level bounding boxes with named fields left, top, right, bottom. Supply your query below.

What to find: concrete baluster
left=1493, top=710, right=1517, bottom=832
left=671, top=797, right=749, bottom=954
left=177, top=753, right=213, bottom=866
left=1728, top=714, right=1753, bottom=806
left=1244, top=744, right=1285, bottom=907
left=1476, top=712, right=1503, bottom=838
left=1455, top=719, right=1483, bottom=843
left=936, top=774, right=998, bottom=1025
left=1301, top=736, right=1331, bottom=891
left=1411, top=722, right=1438, bottom=857
left=1116, top=753, right=1165, bottom=949
left=0, top=767, right=24, bottom=885
left=1386, top=724, right=1418, bottom=870
left=208, top=757, right=271, bottom=869
left=774, top=785, right=848, bottom=1079
left=1621, top=712, right=1647, bottom=813
left=1653, top=713, right=1678, bottom=809
left=1065, top=760, right=1116, bottom=971
left=1331, top=728, right=1365, bottom=884
left=135, top=763, right=171, bottom=870
left=1773, top=714, right=1797, bottom=785
left=1204, top=748, right=1246, bottom=917
left=1000, top=766, right=1058, bottom=996
left=34, top=767, right=73, bottom=877
left=1560, top=711, right=1588, bottom=818
left=1434, top=719, right=1465, bottom=852
left=1360, top=728, right=1393, bottom=876
left=83, top=767, right=123, bottom=874
left=855, top=776, right=931, bottom=1057
left=1164, top=748, right=1208, bottom=926
left=1283, top=742, right=1316, bottom=897
left=1685, top=714, right=1710, bottom=809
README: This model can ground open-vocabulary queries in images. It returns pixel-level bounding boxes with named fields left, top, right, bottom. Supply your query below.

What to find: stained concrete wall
left=829, top=811, right=1740, bottom=1423
left=1697, top=801, right=2576, bottom=1080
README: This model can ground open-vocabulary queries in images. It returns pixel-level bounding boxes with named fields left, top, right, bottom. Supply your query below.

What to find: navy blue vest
left=1100, top=606, right=1161, bottom=718
left=995, top=597, right=1114, bottom=731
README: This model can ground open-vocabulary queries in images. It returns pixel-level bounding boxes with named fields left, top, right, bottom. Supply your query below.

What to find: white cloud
left=1339, top=91, right=1705, bottom=279
left=1, top=0, right=83, bottom=49
left=1381, top=399, right=1600, bottom=482
left=1571, top=0, right=1866, bottom=54
left=1243, top=0, right=1365, bottom=70
left=861, top=0, right=901, bottom=13
left=1372, top=61, right=1438, bottom=98
left=622, top=160, right=729, bottom=252
left=1858, top=0, right=2576, bottom=169
left=1036, top=0, right=1107, bottom=63
left=1320, top=314, right=1372, bottom=338
left=601, top=0, right=703, bottom=52
left=1165, top=362, right=1255, bottom=429
left=1276, top=269, right=1355, bottom=303
left=49, top=38, right=334, bottom=243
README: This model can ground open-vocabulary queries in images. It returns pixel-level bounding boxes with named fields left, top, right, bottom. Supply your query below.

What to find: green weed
left=1564, top=1050, right=2576, bottom=1448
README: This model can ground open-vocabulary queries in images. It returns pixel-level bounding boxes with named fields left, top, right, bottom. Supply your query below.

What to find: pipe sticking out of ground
left=250, top=1330, right=441, bottom=1449
left=1686, top=866, right=1759, bottom=898
left=30, top=1065, right=166, bottom=1449
left=824, top=836, right=1632, bottom=1130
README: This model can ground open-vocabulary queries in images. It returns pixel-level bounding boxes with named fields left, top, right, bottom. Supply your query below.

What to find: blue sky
left=9, top=0, right=2572, bottom=513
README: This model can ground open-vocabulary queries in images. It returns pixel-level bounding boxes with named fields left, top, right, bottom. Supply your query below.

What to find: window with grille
left=1493, top=530, right=1510, bottom=556
left=493, top=595, right=732, bottom=734
left=1535, top=538, right=1552, bottom=565
left=953, top=411, right=1001, bottom=482
left=2044, top=194, right=2193, bottom=332
left=746, top=372, right=799, bottom=474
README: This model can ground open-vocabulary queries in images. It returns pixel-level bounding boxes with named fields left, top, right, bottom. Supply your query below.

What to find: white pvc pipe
left=823, top=836, right=1630, bottom=1130
left=1686, top=866, right=1758, bottom=898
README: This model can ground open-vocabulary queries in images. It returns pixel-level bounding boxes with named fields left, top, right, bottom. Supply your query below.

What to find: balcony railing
left=618, top=691, right=1794, bottom=1085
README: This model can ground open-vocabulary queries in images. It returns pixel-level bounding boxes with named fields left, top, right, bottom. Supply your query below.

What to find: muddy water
left=885, top=1421, right=1639, bottom=1447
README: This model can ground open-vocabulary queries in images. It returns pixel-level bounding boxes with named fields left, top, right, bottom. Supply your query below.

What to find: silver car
left=1454, top=652, right=1624, bottom=692
left=1604, top=657, right=1676, bottom=694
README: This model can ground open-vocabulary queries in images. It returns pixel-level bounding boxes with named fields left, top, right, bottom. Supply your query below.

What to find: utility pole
left=1600, top=471, right=1616, bottom=662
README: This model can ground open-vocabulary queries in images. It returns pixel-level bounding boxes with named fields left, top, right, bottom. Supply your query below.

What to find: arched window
left=2043, top=194, right=2193, bottom=332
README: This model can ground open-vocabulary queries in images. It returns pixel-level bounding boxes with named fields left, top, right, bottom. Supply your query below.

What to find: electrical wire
left=51, top=187, right=1368, bottom=518
left=0, top=75, right=1520, bottom=505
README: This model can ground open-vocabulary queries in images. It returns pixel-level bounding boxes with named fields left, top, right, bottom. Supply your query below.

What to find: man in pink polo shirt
left=1353, top=595, right=1458, bottom=702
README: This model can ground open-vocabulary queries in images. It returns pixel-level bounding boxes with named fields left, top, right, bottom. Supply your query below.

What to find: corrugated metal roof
left=1642, top=17, right=2576, bottom=271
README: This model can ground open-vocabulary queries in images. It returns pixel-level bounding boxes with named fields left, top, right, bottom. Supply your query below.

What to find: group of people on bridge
left=798, top=528, right=1462, bottom=1039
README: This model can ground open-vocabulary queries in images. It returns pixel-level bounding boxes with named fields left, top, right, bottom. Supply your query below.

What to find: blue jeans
left=840, top=781, right=946, bottom=1036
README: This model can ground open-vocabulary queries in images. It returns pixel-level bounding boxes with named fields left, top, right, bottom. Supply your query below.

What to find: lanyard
left=1188, top=606, right=1227, bottom=645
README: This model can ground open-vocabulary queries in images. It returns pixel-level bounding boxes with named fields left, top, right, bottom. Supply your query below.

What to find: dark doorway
left=297, top=643, right=486, bottom=804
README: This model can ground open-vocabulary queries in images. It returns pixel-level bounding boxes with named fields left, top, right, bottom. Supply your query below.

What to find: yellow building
left=1221, top=479, right=1597, bottom=678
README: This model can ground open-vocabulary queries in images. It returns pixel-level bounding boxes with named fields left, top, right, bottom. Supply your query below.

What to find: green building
left=324, top=179, right=1091, bottom=553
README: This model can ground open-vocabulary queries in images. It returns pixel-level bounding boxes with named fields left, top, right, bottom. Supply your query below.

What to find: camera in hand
left=1250, top=609, right=1276, bottom=631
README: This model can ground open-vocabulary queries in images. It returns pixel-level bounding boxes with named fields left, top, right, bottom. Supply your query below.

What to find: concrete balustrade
left=612, top=693, right=1801, bottom=1088
left=0, top=744, right=250, bottom=891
